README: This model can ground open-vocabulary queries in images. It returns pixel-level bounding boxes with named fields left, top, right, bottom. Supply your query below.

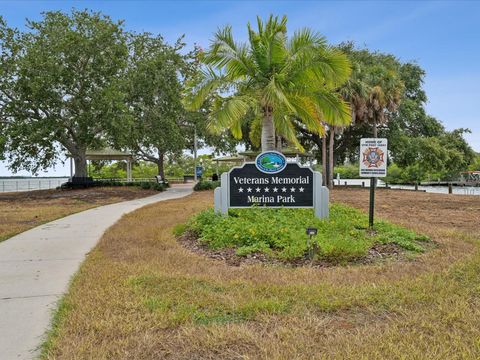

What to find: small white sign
left=360, top=138, right=388, bottom=177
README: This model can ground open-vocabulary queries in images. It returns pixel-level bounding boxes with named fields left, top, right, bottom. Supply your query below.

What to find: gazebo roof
left=85, top=148, right=133, bottom=161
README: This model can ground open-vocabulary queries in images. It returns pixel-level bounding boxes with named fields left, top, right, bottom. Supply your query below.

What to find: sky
left=0, top=0, right=479, bottom=176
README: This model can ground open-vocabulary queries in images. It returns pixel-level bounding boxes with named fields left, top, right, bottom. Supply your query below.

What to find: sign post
left=214, top=151, right=329, bottom=219
left=359, top=138, right=388, bottom=228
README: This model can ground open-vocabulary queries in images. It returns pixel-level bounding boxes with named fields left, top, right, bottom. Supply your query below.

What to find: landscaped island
left=179, top=205, right=429, bottom=265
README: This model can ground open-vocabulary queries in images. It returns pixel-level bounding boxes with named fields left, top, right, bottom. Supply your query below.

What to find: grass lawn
left=42, top=189, right=480, bottom=359
left=0, top=187, right=158, bottom=242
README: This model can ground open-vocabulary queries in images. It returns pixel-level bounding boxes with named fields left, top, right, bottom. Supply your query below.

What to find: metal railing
left=0, top=178, right=69, bottom=193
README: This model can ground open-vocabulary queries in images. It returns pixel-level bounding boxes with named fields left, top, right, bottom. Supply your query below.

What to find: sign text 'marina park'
left=214, top=151, right=329, bottom=219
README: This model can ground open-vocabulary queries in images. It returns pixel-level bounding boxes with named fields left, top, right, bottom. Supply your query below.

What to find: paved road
left=0, top=184, right=193, bottom=359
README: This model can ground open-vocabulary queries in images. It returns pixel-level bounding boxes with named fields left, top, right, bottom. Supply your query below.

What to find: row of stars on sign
left=238, top=186, right=305, bottom=193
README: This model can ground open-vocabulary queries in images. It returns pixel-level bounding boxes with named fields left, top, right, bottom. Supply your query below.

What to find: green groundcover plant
left=183, top=205, right=429, bottom=262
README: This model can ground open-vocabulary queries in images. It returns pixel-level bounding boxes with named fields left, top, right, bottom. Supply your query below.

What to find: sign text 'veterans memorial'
left=214, top=151, right=329, bottom=219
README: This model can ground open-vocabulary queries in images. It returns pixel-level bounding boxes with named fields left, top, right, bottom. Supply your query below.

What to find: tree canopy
left=119, top=32, right=188, bottom=177
left=0, top=10, right=130, bottom=177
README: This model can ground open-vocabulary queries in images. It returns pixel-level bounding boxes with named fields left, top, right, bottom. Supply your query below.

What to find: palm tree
left=365, top=67, right=404, bottom=137
left=189, top=15, right=351, bottom=152
left=338, top=45, right=404, bottom=137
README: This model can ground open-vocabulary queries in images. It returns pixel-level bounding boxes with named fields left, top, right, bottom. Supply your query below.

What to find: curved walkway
left=0, top=184, right=193, bottom=360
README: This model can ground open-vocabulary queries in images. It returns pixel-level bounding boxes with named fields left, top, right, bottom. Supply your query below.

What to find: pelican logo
left=255, top=151, right=287, bottom=174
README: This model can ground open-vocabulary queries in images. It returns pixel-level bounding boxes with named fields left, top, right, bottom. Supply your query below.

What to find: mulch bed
left=177, top=230, right=417, bottom=268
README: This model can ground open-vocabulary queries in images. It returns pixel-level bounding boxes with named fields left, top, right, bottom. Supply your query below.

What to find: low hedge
left=194, top=180, right=220, bottom=191
left=98, top=180, right=168, bottom=191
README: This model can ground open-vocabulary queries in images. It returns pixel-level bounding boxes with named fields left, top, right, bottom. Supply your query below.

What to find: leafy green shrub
left=384, top=163, right=404, bottom=184
left=185, top=205, right=429, bottom=261
left=151, top=183, right=166, bottom=191
left=194, top=180, right=220, bottom=191
left=334, top=164, right=360, bottom=179
left=139, top=182, right=152, bottom=190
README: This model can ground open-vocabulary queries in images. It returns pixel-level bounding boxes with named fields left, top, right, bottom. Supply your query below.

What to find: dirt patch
left=331, top=187, right=480, bottom=235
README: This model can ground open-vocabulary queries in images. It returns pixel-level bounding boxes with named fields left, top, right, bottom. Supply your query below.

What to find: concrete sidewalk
left=0, top=184, right=193, bottom=359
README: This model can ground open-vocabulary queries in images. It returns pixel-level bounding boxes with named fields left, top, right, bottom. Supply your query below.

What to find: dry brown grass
left=43, top=189, right=480, bottom=359
left=0, top=187, right=157, bottom=242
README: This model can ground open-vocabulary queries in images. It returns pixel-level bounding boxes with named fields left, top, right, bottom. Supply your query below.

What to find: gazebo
left=70, top=148, right=134, bottom=181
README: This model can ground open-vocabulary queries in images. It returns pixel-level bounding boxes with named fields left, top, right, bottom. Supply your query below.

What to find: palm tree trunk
left=322, top=134, right=327, bottom=186
left=328, top=127, right=335, bottom=190
left=261, top=108, right=276, bottom=152
left=276, top=135, right=282, bottom=152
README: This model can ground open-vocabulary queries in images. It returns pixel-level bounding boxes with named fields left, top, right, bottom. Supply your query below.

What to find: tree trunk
left=73, top=151, right=87, bottom=178
left=276, top=135, right=282, bottom=152
left=322, top=134, right=327, bottom=187
left=261, top=108, right=276, bottom=152
left=328, top=127, right=335, bottom=190
left=156, top=152, right=165, bottom=179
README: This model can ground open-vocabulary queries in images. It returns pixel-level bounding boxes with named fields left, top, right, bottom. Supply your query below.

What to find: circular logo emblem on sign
left=362, top=147, right=385, bottom=168
left=255, top=151, right=287, bottom=174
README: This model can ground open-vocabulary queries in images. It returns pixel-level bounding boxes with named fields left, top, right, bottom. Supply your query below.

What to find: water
left=334, top=179, right=480, bottom=196
left=388, top=184, right=480, bottom=196
left=0, top=178, right=69, bottom=193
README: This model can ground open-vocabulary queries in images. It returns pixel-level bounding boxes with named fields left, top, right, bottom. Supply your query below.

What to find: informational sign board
left=195, top=166, right=203, bottom=178
left=229, top=163, right=313, bottom=207
left=214, top=151, right=329, bottom=219
left=359, top=138, right=388, bottom=177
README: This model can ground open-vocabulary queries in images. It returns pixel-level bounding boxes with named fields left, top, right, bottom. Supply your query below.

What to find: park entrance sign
left=214, top=151, right=329, bottom=219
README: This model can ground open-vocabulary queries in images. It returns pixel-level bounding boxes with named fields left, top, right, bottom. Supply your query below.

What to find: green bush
left=135, top=182, right=166, bottom=191
left=334, top=164, right=360, bottom=179
left=151, top=183, right=166, bottom=191
left=384, top=163, right=405, bottom=184
left=140, top=182, right=152, bottom=190
left=194, top=180, right=220, bottom=191
left=185, top=205, right=428, bottom=262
